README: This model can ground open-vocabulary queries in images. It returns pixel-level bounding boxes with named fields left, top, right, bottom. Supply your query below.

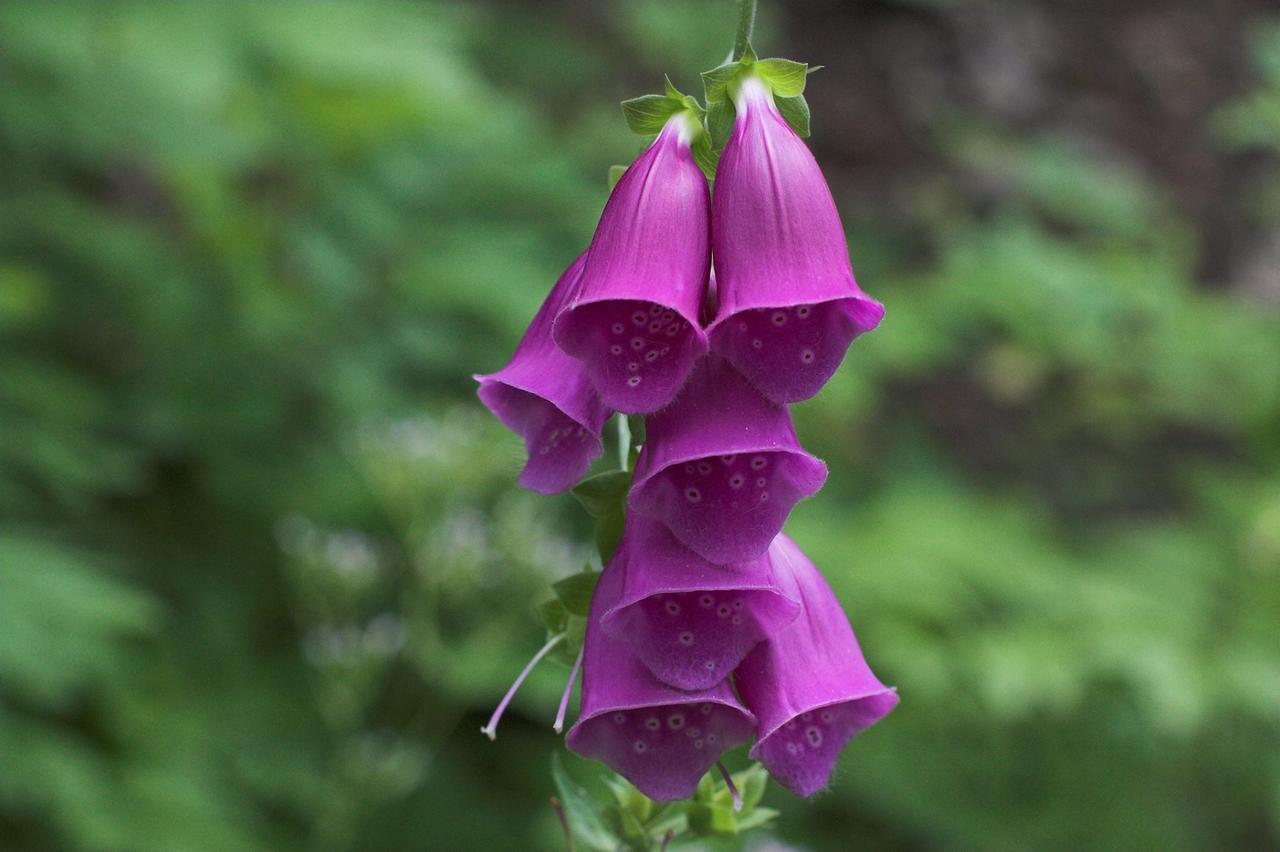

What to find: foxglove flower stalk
left=566, top=556, right=756, bottom=802
left=475, top=254, right=611, bottom=494
left=734, top=535, right=898, bottom=797
left=554, top=111, right=711, bottom=414
left=601, top=515, right=800, bottom=690
left=707, top=74, right=884, bottom=404
left=629, top=355, right=827, bottom=564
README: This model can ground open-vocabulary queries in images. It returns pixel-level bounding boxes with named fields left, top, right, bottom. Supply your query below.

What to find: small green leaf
left=692, top=133, right=719, bottom=181
left=776, top=94, right=811, bottom=138
left=552, top=570, right=599, bottom=617
left=701, top=61, right=743, bottom=106
left=608, top=164, right=628, bottom=190
left=663, top=74, right=681, bottom=99
left=706, top=101, right=736, bottom=151
left=755, top=58, right=809, bottom=98
left=551, top=754, right=618, bottom=852
left=734, top=807, right=779, bottom=831
left=537, top=598, right=568, bottom=635
left=571, top=470, right=631, bottom=518
left=621, top=94, right=681, bottom=137
left=594, top=510, right=624, bottom=563
left=735, top=764, right=769, bottom=811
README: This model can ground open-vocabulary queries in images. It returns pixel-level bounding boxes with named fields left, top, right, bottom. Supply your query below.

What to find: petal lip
left=733, top=534, right=898, bottom=797
left=710, top=74, right=883, bottom=403
left=473, top=252, right=611, bottom=493
left=628, top=356, right=828, bottom=563
left=553, top=120, right=711, bottom=414
left=600, top=518, right=801, bottom=690
left=566, top=542, right=758, bottom=802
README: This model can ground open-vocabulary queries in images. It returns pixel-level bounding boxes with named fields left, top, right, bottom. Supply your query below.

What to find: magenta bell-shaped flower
left=554, top=113, right=711, bottom=414
left=566, top=555, right=756, bottom=802
left=707, top=75, right=885, bottom=404
left=475, top=253, right=611, bottom=494
left=734, top=535, right=898, bottom=798
left=629, top=355, right=827, bottom=564
left=601, top=515, right=801, bottom=691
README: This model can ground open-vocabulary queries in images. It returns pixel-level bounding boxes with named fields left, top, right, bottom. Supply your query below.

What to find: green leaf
left=608, top=164, right=628, bottom=190
left=621, top=94, right=681, bottom=136
left=734, top=807, right=779, bottom=831
left=734, top=764, right=769, bottom=811
left=594, top=510, right=625, bottom=563
left=706, top=100, right=736, bottom=151
left=551, top=753, right=618, bottom=852
left=776, top=94, right=811, bottom=137
left=552, top=570, right=599, bottom=617
left=754, top=58, right=809, bottom=97
left=536, top=598, right=568, bottom=635
left=701, top=61, right=743, bottom=106
left=571, top=470, right=631, bottom=518
left=691, top=132, right=719, bottom=181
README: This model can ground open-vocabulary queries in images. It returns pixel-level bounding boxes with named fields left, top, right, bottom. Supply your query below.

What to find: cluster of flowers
left=476, top=69, right=896, bottom=801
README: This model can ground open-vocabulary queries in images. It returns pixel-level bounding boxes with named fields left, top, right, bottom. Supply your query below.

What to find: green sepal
left=735, top=764, right=769, bottom=810
left=706, top=100, right=735, bottom=152
left=691, top=132, right=719, bottom=181
left=776, top=93, right=811, bottom=137
left=536, top=597, right=568, bottom=635
left=621, top=94, right=683, bottom=137
left=621, top=78, right=705, bottom=141
left=594, top=510, right=625, bottom=563
left=735, top=808, right=780, bottom=832
left=754, top=58, right=809, bottom=98
left=551, top=753, right=619, bottom=852
left=571, top=470, right=631, bottom=518
left=701, top=61, right=742, bottom=107
left=607, top=164, right=628, bottom=190
left=552, top=569, right=599, bottom=617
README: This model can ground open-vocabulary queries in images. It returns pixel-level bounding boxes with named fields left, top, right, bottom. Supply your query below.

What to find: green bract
left=701, top=45, right=818, bottom=139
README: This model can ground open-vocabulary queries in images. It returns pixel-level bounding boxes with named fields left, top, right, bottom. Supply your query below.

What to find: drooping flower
left=601, top=515, right=800, bottom=691
left=475, top=253, right=611, bottom=494
left=733, top=535, right=898, bottom=797
left=554, top=112, right=711, bottom=414
left=566, top=554, right=756, bottom=802
left=628, top=355, right=827, bottom=564
left=706, top=74, right=884, bottom=404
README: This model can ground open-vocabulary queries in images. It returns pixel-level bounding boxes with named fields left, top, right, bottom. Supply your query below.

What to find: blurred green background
left=3, top=1, right=1279, bottom=849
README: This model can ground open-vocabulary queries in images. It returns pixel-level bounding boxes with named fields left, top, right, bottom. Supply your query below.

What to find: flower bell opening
left=566, top=558, right=756, bottom=801
left=601, top=518, right=800, bottom=690
left=629, top=356, right=827, bottom=563
left=554, top=116, right=711, bottom=415
left=480, top=632, right=565, bottom=742
left=707, top=74, right=884, bottom=404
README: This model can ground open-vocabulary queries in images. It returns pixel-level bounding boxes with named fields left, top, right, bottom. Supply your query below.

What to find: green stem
left=615, top=413, right=631, bottom=470
left=732, top=0, right=757, bottom=60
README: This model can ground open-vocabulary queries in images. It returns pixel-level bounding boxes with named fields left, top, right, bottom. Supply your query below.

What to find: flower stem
left=615, top=413, right=631, bottom=469
left=553, top=645, right=584, bottom=733
left=480, top=632, right=565, bottom=740
left=732, top=0, right=757, bottom=61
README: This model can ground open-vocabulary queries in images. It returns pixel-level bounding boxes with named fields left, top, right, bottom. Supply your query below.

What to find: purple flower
left=629, top=355, right=827, bottom=564
left=475, top=253, right=611, bottom=494
left=734, top=535, right=898, bottom=797
left=600, top=515, right=801, bottom=690
left=566, top=555, right=756, bottom=802
left=706, top=75, right=884, bottom=404
left=554, top=114, right=711, bottom=414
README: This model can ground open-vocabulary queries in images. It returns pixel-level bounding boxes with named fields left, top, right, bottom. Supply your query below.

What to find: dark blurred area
left=2, top=1, right=1278, bottom=849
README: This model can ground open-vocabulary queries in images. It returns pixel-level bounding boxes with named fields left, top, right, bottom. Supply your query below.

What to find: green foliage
left=2, top=1, right=1278, bottom=850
